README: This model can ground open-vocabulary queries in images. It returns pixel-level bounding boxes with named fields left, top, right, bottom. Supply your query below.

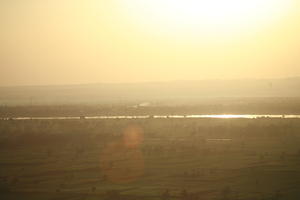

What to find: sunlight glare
left=121, top=0, right=292, bottom=37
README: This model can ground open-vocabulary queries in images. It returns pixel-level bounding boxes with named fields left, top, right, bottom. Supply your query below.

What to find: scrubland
left=0, top=117, right=300, bottom=199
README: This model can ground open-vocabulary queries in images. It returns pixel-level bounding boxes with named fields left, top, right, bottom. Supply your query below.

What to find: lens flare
left=100, top=124, right=144, bottom=183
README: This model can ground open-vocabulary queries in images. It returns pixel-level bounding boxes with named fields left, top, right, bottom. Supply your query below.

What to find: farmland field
left=0, top=117, right=300, bottom=200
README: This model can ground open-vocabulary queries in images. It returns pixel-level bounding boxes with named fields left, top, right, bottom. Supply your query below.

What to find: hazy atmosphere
left=1, top=1, right=300, bottom=200
left=1, top=0, right=300, bottom=86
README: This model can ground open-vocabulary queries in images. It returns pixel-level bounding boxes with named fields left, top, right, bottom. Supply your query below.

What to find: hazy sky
left=1, top=0, right=300, bottom=86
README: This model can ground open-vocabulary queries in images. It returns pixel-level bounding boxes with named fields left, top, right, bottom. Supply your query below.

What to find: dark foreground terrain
left=0, top=117, right=300, bottom=200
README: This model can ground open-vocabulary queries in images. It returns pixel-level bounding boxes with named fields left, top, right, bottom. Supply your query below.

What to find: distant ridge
left=0, top=77, right=299, bottom=105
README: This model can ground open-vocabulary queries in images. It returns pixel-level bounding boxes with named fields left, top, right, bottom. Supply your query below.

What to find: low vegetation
left=0, top=117, right=300, bottom=199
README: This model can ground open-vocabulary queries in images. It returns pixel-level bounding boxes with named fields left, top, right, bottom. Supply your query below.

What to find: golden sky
left=1, top=0, right=300, bottom=86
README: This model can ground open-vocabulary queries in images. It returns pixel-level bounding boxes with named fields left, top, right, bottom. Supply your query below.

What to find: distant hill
left=0, top=77, right=299, bottom=105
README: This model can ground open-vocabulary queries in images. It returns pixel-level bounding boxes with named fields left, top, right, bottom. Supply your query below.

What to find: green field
left=0, top=118, right=300, bottom=200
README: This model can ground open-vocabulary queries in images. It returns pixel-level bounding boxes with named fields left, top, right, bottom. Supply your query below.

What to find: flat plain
left=0, top=116, right=300, bottom=200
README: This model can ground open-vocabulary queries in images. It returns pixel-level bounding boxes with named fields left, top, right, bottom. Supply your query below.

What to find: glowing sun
left=120, top=0, right=292, bottom=36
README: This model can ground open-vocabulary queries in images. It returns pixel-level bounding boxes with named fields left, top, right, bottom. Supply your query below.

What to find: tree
left=162, top=189, right=171, bottom=200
